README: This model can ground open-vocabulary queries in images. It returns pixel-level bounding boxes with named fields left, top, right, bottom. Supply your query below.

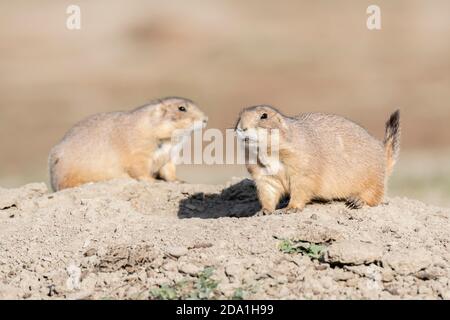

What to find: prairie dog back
left=49, top=112, right=128, bottom=191
left=288, top=113, right=386, bottom=200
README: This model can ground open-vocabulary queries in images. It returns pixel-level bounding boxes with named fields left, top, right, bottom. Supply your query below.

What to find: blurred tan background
left=0, top=0, right=449, bottom=206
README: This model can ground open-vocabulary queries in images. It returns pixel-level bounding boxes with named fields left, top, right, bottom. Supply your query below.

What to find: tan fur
left=235, top=105, right=401, bottom=213
left=49, top=97, right=207, bottom=191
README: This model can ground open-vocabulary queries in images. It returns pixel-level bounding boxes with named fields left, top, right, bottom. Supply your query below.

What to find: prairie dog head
left=139, top=97, right=208, bottom=139
left=235, top=105, right=286, bottom=147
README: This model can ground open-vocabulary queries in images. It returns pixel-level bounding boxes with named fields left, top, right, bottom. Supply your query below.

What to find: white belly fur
left=151, top=139, right=186, bottom=172
left=259, top=154, right=283, bottom=176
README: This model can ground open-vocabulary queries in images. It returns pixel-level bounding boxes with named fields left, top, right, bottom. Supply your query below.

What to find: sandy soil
left=0, top=178, right=449, bottom=300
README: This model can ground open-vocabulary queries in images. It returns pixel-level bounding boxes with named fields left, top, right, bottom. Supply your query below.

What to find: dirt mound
left=0, top=178, right=449, bottom=299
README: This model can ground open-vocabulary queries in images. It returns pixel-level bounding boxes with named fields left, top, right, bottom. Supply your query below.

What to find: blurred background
left=0, top=0, right=449, bottom=206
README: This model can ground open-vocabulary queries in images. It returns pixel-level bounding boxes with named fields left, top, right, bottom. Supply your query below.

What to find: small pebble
left=178, top=263, right=201, bottom=276
left=84, top=248, right=97, bottom=257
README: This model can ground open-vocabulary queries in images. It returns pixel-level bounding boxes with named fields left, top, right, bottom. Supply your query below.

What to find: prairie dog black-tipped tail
left=384, top=110, right=401, bottom=176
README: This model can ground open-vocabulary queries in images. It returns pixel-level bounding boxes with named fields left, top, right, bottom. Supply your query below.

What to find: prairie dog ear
left=151, top=103, right=168, bottom=118
left=272, top=111, right=287, bottom=130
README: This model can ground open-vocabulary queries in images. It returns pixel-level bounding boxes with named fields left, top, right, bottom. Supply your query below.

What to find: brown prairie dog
left=235, top=105, right=400, bottom=213
left=49, top=97, right=207, bottom=191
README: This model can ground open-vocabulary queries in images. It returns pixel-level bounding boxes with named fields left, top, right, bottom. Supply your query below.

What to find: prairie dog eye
left=260, top=113, right=268, bottom=119
left=178, top=105, right=187, bottom=112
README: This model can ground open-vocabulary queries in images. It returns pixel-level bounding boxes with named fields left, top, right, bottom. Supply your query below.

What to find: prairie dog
left=49, top=97, right=207, bottom=191
left=235, top=105, right=400, bottom=213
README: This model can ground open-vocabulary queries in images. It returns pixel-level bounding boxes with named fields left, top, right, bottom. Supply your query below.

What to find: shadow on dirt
left=177, top=179, right=342, bottom=219
left=178, top=179, right=267, bottom=219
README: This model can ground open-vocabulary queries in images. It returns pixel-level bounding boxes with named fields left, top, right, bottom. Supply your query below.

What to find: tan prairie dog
left=49, top=97, right=207, bottom=191
left=235, top=105, right=400, bottom=213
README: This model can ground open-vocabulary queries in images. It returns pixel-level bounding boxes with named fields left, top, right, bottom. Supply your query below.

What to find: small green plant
left=149, top=284, right=178, bottom=300
left=149, top=267, right=219, bottom=300
left=279, top=239, right=298, bottom=254
left=279, top=239, right=326, bottom=259
left=232, top=287, right=245, bottom=300
left=189, top=266, right=219, bottom=299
